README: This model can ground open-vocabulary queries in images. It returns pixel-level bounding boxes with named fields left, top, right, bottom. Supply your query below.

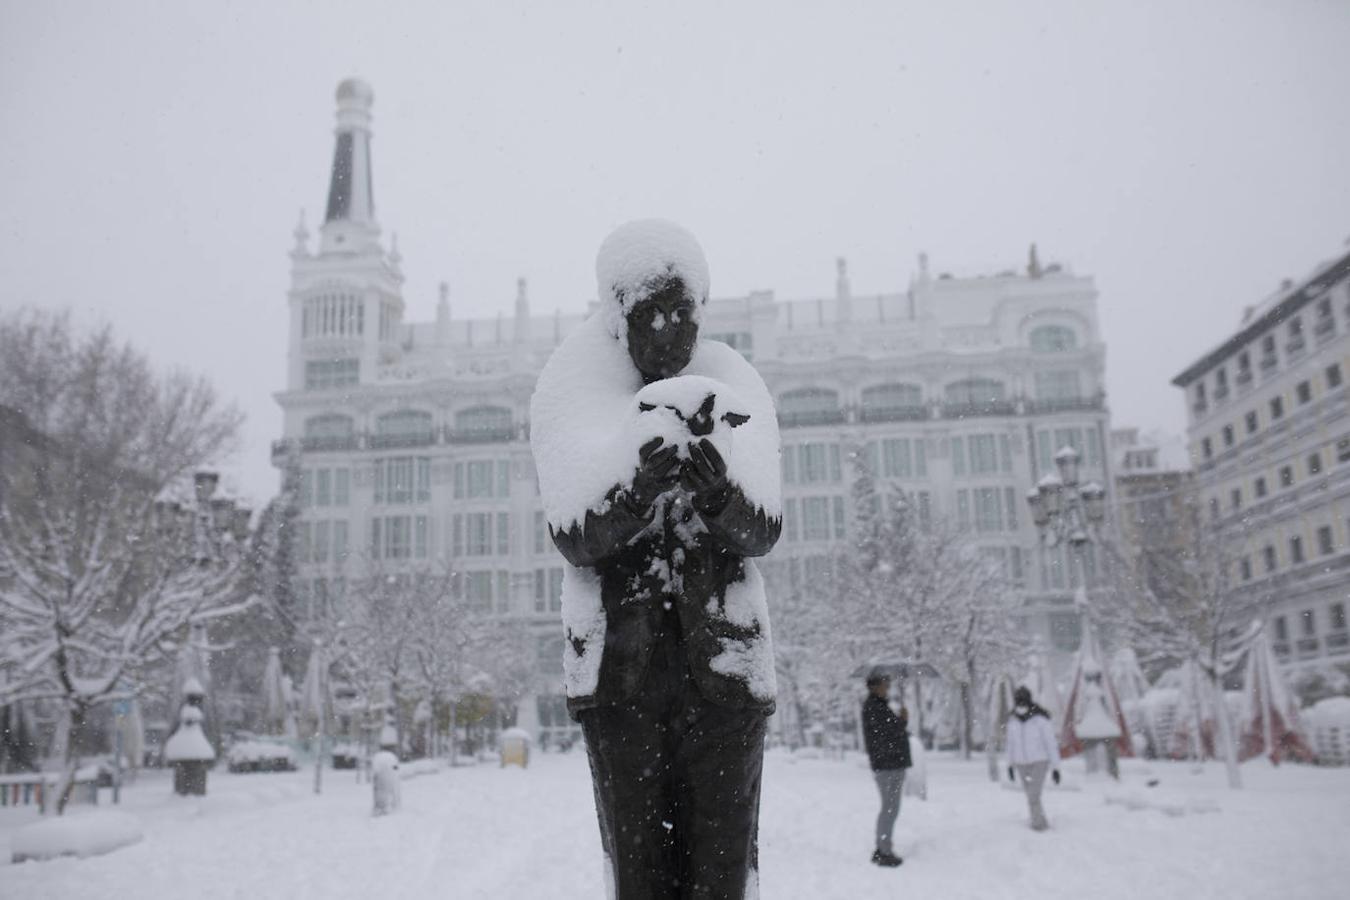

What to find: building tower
left=285, top=78, right=405, bottom=397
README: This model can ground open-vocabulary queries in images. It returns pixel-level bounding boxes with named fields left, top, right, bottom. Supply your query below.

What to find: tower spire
left=320, top=78, right=379, bottom=255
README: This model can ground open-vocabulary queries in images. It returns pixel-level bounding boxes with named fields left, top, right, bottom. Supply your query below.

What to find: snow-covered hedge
left=226, top=740, right=297, bottom=773
left=10, top=811, right=143, bottom=863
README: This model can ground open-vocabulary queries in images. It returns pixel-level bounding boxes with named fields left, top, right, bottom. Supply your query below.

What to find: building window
left=967, top=434, right=1004, bottom=475
left=374, top=458, right=431, bottom=504
left=778, top=388, right=841, bottom=425
left=1296, top=381, right=1312, bottom=405
left=793, top=443, right=842, bottom=484
left=376, top=409, right=434, bottom=444
left=465, top=571, right=493, bottom=614
left=1280, top=465, right=1294, bottom=488
left=1308, top=452, right=1323, bottom=476
left=455, top=405, right=513, bottom=440
left=1222, top=425, right=1234, bottom=448
left=1237, top=352, right=1252, bottom=383
left=1339, top=437, right=1350, bottom=464
left=1240, top=557, right=1252, bottom=581
left=534, top=510, right=547, bottom=555
left=1290, top=535, right=1305, bottom=565
left=1230, top=488, right=1241, bottom=511
left=1331, top=603, right=1347, bottom=631
left=370, top=515, right=416, bottom=560
left=1274, top=616, right=1288, bottom=641
left=1245, top=411, right=1259, bottom=435
left=304, top=414, right=355, bottom=447
left=1301, top=609, right=1316, bottom=636
left=861, top=383, right=923, bottom=418
left=1208, top=497, right=1219, bottom=521
left=801, top=496, right=832, bottom=541
left=1034, top=371, right=1082, bottom=401
left=1318, top=525, right=1334, bottom=556
left=1029, top=325, right=1077, bottom=352
left=944, top=378, right=1007, bottom=407
left=1201, top=437, right=1213, bottom=460
left=304, top=358, right=359, bottom=390
left=1327, top=364, right=1343, bottom=390
left=1263, top=545, right=1277, bottom=572
left=1254, top=476, right=1267, bottom=499
left=1214, top=367, right=1229, bottom=399
left=535, top=568, right=563, bottom=613
left=1270, top=396, right=1284, bottom=420
left=974, top=487, right=1004, bottom=533
left=455, top=460, right=511, bottom=499
left=1260, top=334, right=1278, bottom=370
left=333, top=520, right=349, bottom=561
left=880, top=438, right=927, bottom=479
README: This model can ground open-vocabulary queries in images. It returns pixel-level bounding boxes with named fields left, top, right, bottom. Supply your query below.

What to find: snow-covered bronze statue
left=531, top=220, right=781, bottom=899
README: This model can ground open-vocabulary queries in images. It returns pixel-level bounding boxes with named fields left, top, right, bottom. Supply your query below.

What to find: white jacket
left=1005, top=713, right=1061, bottom=767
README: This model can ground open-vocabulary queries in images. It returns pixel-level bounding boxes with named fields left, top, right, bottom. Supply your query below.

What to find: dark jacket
left=862, top=695, right=912, bottom=771
left=551, top=482, right=780, bottom=716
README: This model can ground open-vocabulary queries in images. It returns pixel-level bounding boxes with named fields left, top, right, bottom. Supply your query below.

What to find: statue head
left=624, top=274, right=699, bottom=382
left=595, top=219, right=710, bottom=381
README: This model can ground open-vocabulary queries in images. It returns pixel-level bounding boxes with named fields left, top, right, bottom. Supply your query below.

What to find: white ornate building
left=274, top=80, right=1115, bottom=740
left=1174, top=245, right=1350, bottom=676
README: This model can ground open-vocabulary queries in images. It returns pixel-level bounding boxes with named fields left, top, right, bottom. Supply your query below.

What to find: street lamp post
left=1026, top=445, right=1107, bottom=615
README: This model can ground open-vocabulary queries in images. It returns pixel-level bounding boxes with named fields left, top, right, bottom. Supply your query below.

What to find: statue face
left=625, top=277, right=699, bottom=381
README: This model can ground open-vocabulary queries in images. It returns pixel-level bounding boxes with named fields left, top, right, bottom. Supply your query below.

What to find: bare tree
left=837, top=451, right=1021, bottom=747
left=0, top=309, right=246, bottom=812
left=1123, top=528, right=1254, bottom=788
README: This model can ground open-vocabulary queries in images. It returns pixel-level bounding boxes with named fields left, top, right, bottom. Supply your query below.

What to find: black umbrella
left=852, top=661, right=942, bottom=681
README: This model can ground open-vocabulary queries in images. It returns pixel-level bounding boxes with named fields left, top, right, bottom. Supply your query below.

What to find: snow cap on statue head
left=595, top=219, right=710, bottom=344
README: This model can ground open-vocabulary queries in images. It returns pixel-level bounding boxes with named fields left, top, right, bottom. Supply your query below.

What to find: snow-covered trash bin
left=165, top=706, right=215, bottom=796
left=11, top=810, right=143, bottom=863
left=499, top=727, right=531, bottom=769
left=371, top=748, right=400, bottom=816
left=1306, top=697, right=1350, bottom=765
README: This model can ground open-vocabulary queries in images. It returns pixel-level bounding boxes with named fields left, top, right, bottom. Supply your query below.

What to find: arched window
left=1029, top=325, right=1077, bottom=352
left=302, top=414, right=355, bottom=450
left=375, top=409, right=434, bottom=447
left=860, top=383, right=924, bottom=422
left=944, top=378, right=1006, bottom=405
left=778, top=388, right=842, bottom=426
left=451, top=405, right=514, bottom=443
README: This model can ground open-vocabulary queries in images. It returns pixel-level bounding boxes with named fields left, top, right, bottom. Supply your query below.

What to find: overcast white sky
left=3, top=0, right=1348, bottom=505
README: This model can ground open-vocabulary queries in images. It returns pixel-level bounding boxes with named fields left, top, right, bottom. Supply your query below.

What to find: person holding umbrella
left=861, top=668, right=911, bottom=867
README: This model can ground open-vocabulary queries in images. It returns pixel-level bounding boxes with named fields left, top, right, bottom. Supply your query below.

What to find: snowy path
left=3, top=750, right=1347, bottom=898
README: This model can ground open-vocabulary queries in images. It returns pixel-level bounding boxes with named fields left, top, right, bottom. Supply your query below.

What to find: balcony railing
left=940, top=400, right=1018, bottom=419
left=1286, top=338, right=1306, bottom=357
left=1296, top=637, right=1320, bottom=658
left=368, top=431, right=437, bottom=450
left=859, top=405, right=929, bottom=423
left=1260, top=355, right=1278, bottom=372
left=1315, top=316, right=1336, bottom=340
left=1236, top=369, right=1253, bottom=388
left=445, top=426, right=519, bottom=444
left=1273, top=641, right=1291, bottom=658
left=778, top=409, right=847, bottom=428
left=1326, top=631, right=1349, bottom=654
left=1025, top=395, right=1105, bottom=415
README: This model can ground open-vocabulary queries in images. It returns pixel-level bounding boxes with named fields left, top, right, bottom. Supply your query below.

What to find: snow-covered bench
left=225, top=740, right=297, bottom=773
left=0, top=772, right=99, bottom=812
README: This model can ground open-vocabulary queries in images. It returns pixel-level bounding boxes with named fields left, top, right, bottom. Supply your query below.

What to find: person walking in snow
left=861, top=670, right=911, bottom=867
left=531, top=220, right=782, bottom=899
left=1006, top=685, right=1061, bottom=831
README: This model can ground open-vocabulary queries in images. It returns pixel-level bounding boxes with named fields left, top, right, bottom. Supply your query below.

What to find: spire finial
left=290, top=209, right=310, bottom=259
left=321, top=78, right=378, bottom=254
left=514, top=277, right=531, bottom=343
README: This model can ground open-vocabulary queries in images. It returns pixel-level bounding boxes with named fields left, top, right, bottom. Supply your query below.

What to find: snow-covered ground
left=2, top=750, right=1347, bottom=898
